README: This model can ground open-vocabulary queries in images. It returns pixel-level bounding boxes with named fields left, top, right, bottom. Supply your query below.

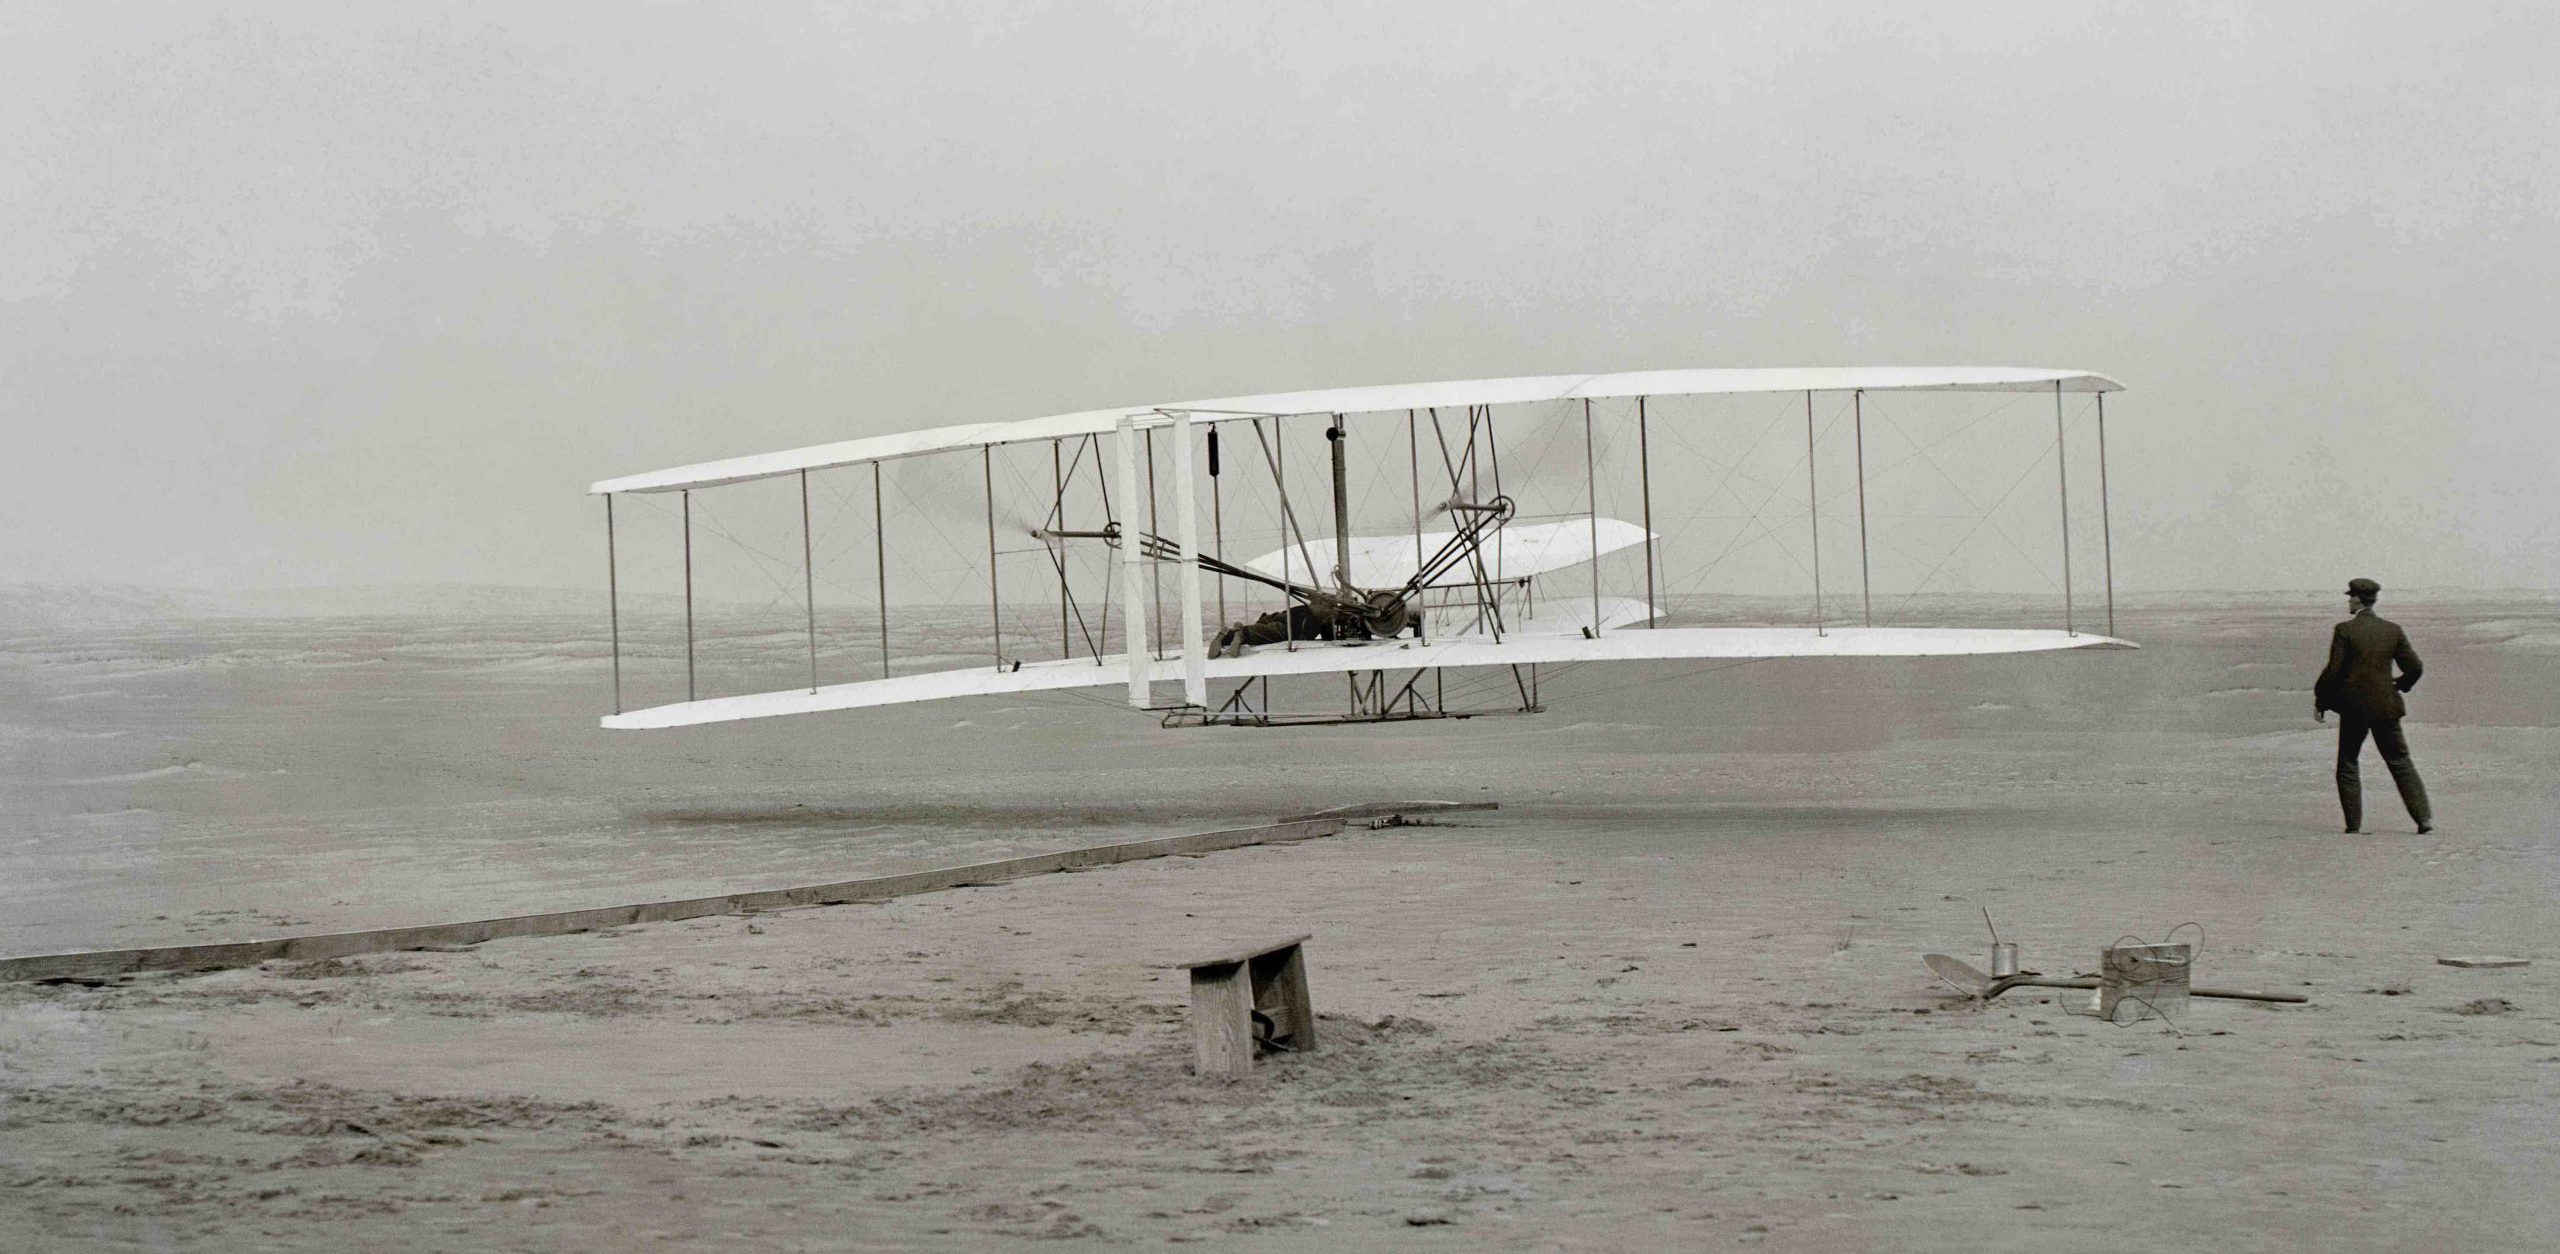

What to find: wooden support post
left=1146, top=427, right=1164, bottom=660
left=1408, top=409, right=1423, bottom=580
left=1189, top=964, right=1256, bottom=1081
left=682, top=488, right=695, bottom=701
left=1584, top=399, right=1601, bottom=636
left=2055, top=380, right=2075, bottom=637
left=2097, top=392, right=2116, bottom=638
left=1853, top=391, right=1871, bottom=629
left=874, top=462, right=890, bottom=678
left=985, top=445, right=1002, bottom=669
left=1276, top=416, right=1294, bottom=651
left=1486, top=407, right=1503, bottom=586
left=1173, top=411, right=1207, bottom=709
left=1054, top=440, right=1069, bottom=658
left=1805, top=391, right=1823, bottom=636
left=604, top=493, right=620, bottom=714
left=1638, top=396, right=1656, bottom=627
left=1255, top=943, right=1316, bottom=1051
left=1117, top=416, right=1149, bottom=708
left=1472, top=407, right=1489, bottom=599
left=802, top=469, right=818, bottom=692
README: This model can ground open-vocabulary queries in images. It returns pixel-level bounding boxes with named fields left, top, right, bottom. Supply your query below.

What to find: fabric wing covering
left=590, top=364, right=2132, bottom=730
left=589, top=367, right=2121, bottom=495
left=602, top=628, right=2133, bottom=729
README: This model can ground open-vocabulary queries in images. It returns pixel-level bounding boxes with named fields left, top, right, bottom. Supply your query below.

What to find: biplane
left=589, top=368, right=2132, bottom=730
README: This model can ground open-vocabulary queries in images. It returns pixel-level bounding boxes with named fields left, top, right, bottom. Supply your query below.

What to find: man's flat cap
left=2346, top=577, right=2381, bottom=599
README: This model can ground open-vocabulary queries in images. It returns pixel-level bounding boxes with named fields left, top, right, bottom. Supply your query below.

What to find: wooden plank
left=1261, top=944, right=1316, bottom=1054
left=1189, top=966, right=1255, bottom=1081
left=1277, top=800, right=1499, bottom=824
left=0, top=819, right=1344, bottom=984
left=1176, top=933, right=1313, bottom=972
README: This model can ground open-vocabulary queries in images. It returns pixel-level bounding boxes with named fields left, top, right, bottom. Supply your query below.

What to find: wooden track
left=0, top=817, right=1348, bottom=984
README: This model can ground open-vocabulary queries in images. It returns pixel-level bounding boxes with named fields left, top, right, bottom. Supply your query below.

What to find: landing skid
left=1158, top=664, right=1542, bottom=728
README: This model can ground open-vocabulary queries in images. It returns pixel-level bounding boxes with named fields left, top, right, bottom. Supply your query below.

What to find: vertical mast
left=1328, top=415, right=1351, bottom=591
left=1209, top=428, right=1226, bottom=630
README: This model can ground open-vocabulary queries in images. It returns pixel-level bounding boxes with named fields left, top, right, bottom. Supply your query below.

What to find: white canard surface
left=1239, top=518, right=1653, bottom=589
left=1432, top=595, right=1658, bottom=639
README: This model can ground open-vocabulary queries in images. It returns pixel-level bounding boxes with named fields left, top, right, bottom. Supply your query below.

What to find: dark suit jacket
left=2315, top=610, right=2423, bottom=721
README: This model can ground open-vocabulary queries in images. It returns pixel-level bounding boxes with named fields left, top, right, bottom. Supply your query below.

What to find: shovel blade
left=1925, top=953, right=1994, bottom=995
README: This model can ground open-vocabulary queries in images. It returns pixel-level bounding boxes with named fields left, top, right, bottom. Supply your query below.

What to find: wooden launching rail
left=1278, top=800, right=1498, bottom=825
left=0, top=817, right=1361, bottom=985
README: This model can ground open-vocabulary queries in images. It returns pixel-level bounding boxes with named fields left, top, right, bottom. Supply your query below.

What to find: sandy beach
left=5, top=590, right=2557, bottom=1250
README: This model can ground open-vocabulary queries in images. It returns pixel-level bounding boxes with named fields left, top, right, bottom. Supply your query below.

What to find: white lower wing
left=602, top=628, right=2134, bottom=729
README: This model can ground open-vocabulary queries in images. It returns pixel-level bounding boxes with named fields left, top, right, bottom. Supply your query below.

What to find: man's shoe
left=2417, top=823, right=2433, bottom=834
left=2344, top=826, right=2363, bottom=834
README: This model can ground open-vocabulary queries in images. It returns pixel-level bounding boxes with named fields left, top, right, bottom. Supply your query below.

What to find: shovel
left=1923, top=953, right=2306, bottom=1004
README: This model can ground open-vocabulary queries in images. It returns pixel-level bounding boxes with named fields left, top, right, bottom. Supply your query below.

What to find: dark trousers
left=2336, top=714, right=2431, bottom=831
left=1215, top=605, right=1336, bottom=652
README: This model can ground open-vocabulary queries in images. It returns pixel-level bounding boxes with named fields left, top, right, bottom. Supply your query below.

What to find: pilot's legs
left=2335, top=716, right=2368, bottom=833
left=1214, top=608, right=1317, bottom=657
left=2367, top=716, right=2433, bottom=830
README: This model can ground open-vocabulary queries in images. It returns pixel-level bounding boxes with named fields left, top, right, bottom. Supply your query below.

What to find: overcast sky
left=4, top=1, right=2554, bottom=595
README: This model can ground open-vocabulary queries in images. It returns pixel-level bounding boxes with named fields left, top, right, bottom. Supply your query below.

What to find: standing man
left=2314, top=578, right=2433, bottom=833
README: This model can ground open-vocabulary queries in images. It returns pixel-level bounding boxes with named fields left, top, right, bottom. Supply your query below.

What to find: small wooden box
left=1177, top=934, right=1316, bottom=1081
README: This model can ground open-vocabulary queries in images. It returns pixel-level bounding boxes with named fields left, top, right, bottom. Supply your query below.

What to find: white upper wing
left=591, top=367, right=2124, bottom=494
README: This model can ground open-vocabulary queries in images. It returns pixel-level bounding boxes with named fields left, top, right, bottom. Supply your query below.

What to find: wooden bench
left=1176, top=934, right=1316, bottom=1080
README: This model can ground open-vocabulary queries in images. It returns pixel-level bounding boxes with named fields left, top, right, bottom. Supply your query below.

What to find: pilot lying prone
left=1210, top=593, right=1417, bottom=658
